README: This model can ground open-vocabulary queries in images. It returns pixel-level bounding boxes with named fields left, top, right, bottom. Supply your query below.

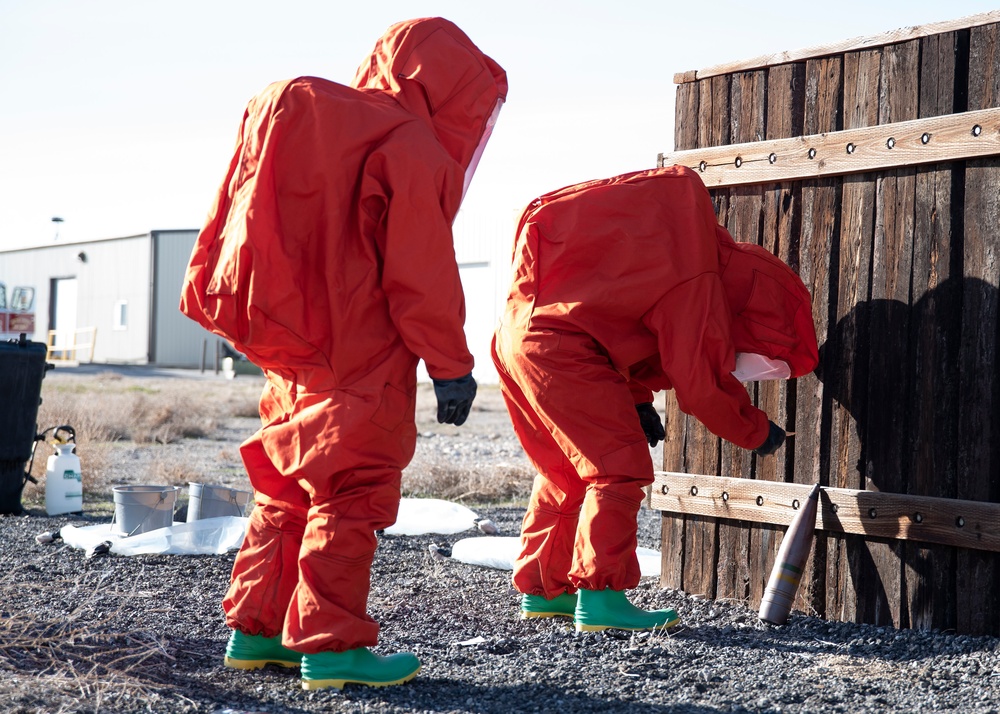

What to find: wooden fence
left=652, top=11, right=1000, bottom=635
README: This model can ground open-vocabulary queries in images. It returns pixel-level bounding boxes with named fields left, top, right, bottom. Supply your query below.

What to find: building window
left=113, top=300, right=128, bottom=331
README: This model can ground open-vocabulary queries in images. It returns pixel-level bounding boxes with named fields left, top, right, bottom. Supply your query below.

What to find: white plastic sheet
left=60, top=516, right=248, bottom=556
left=450, top=536, right=662, bottom=578
left=57, top=496, right=478, bottom=556
left=635, top=547, right=663, bottom=578
left=451, top=536, right=520, bottom=570
left=384, top=498, right=479, bottom=536
left=732, top=352, right=791, bottom=381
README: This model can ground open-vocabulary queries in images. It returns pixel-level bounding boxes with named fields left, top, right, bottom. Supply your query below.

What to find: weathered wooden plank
left=714, top=475, right=752, bottom=604
left=861, top=38, right=920, bottom=629
left=660, top=80, right=701, bottom=593
left=660, top=391, right=686, bottom=588
left=793, top=56, right=842, bottom=617
left=673, top=11, right=1000, bottom=84
left=658, top=106, right=1000, bottom=187
left=725, top=69, right=767, bottom=244
left=680, top=73, right=729, bottom=599
left=716, top=69, right=767, bottom=604
left=826, top=47, right=880, bottom=626
left=680, top=437, right=719, bottom=598
left=701, top=74, right=732, bottom=150
left=704, top=73, right=734, bottom=226
left=957, top=22, right=1000, bottom=637
left=672, top=79, right=700, bottom=158
left=750, top=61, right=804, bottom=609
left=904, top=30, right=963, bottom=633
left=650, top=472, right=1000, bottom=553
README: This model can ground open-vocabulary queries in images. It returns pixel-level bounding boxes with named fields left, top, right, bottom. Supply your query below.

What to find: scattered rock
left=476, top=518, right=500, bottom=535
left=428, top=543, right=451, bottom=560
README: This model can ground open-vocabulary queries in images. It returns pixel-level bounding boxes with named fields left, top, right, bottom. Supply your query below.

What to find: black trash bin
left=0, top=335, right=51, bottom=514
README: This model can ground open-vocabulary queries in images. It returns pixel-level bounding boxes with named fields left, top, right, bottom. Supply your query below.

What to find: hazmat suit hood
left=181, top=17, right=507, bottom=390
left=717, top=230, right=819, bottom=379
left=352, top=17, right=508, bottom=176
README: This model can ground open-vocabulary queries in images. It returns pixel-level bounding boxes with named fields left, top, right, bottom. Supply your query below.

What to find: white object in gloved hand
left=732, top=353, right=791, bottom=381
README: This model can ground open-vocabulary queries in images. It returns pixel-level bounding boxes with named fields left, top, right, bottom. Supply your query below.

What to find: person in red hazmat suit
left=492, top=166, right=819, bottom=631
left=178, top=18, right=506, bottom=690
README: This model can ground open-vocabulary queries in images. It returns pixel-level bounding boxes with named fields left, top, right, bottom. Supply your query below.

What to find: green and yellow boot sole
left=301, top=647, right=421, bottom=690
left=223, top=630, right=303, bottom=670
left=574, top=587, right=681, bottom=632
left=520, top=592, right=578, bottom=620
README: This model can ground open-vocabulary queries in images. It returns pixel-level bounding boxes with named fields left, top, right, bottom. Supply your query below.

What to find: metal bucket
left=112, top=485, right=180, bottom=536
left=186, top=482, right=251, bottom=522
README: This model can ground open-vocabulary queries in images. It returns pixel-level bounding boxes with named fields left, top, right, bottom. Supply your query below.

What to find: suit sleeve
left=363, top=136, right=474, bottom=380
left=640, top=175, right=770, bottom=449
left=643, top=273, right=769, bottom=450
left=626, top=379, right=655, bottom=405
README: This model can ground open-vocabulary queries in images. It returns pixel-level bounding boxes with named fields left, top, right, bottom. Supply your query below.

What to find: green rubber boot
left=223, top=630, right=303, bottom=670
left=301, top=647, right=421, bottom=690
left=574, top=588, right=681, bottom=632
left=520, top=592, right=578, bottom=619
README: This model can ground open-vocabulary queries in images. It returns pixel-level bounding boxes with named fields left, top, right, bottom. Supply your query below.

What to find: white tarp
left=450, top=536, right=662, bottom=578
left=58, top=498, right=479, bottom=556
left=60, top=516, right=248, bottom=556
left=384, top=498, right=479, bottom=536
left=57, top=501, right=661, bottom=577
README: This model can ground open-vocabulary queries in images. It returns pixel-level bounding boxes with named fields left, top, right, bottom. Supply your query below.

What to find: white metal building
left=0, top=216, right=515, bottom=381
left=0, top=230, right=227, bottom=368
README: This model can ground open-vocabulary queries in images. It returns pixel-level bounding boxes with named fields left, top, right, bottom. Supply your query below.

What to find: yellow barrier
left=46, top=327, right=97, bottom=363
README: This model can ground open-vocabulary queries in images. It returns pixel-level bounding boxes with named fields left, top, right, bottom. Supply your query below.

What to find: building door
left=50, top=277, right=78, bottom=358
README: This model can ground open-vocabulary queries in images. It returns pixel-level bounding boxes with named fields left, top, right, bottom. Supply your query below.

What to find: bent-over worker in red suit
left=179, top=17, right=506, bottom=689
left=492, top=166, right=819, bottom=631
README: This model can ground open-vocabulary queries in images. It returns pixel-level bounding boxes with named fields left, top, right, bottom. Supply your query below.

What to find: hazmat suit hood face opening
left=461, top=97, right=502, bottom=199
left=351, top=17, right=508, bottom=181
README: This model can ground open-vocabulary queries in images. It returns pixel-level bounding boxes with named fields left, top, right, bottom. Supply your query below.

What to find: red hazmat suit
left=491, top=166, right=819, bottom=599
left=179, top=18, right=507, bottom=653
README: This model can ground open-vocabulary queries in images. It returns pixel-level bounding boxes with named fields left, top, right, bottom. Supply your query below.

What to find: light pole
left=51, top=216, right=64, bottom=241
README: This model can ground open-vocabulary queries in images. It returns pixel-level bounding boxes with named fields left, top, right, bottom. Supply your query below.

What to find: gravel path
left=4, top=506, right=1000, bottom=714
left=2, top=370, right=999, bottom=713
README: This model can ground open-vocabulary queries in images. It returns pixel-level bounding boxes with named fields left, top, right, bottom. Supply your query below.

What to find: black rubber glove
left=432, top=373, right=477, bottom=426
left=636, top=403, right=665, bottom=448
left=754, top=420, right=786, bottom=456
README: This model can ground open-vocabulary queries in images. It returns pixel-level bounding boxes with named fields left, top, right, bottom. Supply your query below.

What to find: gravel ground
left=2, top=369, right=1000, bottom=713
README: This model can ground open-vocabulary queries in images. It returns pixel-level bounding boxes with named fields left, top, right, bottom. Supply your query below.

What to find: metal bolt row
left=658, top=484, right=972, bottom=529
left=694, top=124, right=988, bottom=172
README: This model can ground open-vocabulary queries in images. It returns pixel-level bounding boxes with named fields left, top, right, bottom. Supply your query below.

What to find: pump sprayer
left=45, top=425, right=83, bottom=516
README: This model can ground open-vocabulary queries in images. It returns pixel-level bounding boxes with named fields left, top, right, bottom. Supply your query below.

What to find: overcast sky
left=1, top=0, right=996, bottom=250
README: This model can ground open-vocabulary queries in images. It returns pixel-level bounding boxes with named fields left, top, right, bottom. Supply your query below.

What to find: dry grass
left=18, top=371, right=533, bottom=508
left=20, top=372, right=264, bottom=507
left=403, top=462, right=534, bottom=504
left=0, top=572, right=199, bottom=713
left=34, top=372, right=256, bottom=444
